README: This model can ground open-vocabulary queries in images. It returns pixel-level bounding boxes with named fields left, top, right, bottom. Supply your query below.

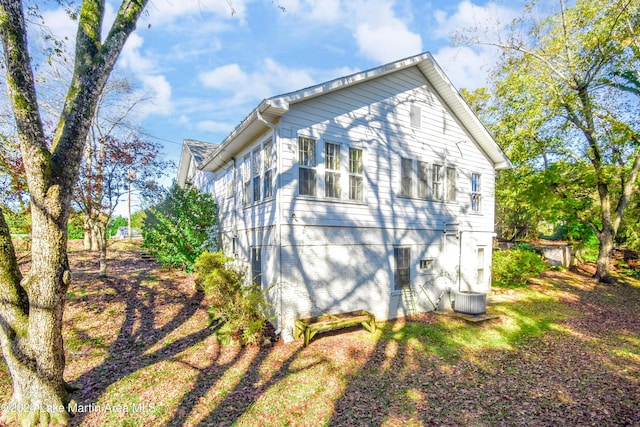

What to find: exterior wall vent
left=453, top=291, right=487, bottom=315
left=410, top=105, right=421, bottom=128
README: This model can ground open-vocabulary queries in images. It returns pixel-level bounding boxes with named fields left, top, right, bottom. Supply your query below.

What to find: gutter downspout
left=256, top=110, right=283, bottom=335
left=231, top=157, right=237, bottom=257
left=458, top=229, right=464, bottom=292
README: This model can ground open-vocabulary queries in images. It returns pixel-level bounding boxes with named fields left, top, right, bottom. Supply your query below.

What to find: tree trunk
left=0, top=1, right=149, bottom=424
left=83, top=217, right=92, bottom=250
left=91, top=226, right=99, bottom=251
left=0, top=204, right=72, bottom=426
left=93, top=220, right=108, bottom=277
left=595, top=229, right=615, bottom=284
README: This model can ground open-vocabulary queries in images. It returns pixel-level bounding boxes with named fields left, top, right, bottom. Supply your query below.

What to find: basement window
left=420, top=258, right=434, bottom=270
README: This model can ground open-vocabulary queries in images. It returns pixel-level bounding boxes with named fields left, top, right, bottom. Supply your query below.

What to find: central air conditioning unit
left=453, top=291, right=487, bottom=315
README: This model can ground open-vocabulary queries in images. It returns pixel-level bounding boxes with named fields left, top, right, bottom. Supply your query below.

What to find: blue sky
left=31, top=0, right=534, bottom=212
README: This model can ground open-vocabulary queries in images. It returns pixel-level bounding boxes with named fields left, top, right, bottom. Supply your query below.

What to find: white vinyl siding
left=188, top=65, right=501, bottom=332
left=276, top=66, right=495, bottom=232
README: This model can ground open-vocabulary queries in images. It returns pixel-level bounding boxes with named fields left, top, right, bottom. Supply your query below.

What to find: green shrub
left=194, top=251, right=270, bottom=346
left=492, top=248, right=546, bottom=288
left=142, top=183, right=217, bottom=271
left=67, top=214, right=85, bottom=240
left=576, top=233, right=600, bottom=263
left=3, top=207, right=31, bottom=234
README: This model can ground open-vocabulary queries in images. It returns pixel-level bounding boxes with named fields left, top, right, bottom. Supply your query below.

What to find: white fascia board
left=199, top=51, right=511, bottom=173
left=177, top=144, right=192, bottom=187
left=200, top=99, right=287, bottom=172
left=274, top=52, right=434, bottom=107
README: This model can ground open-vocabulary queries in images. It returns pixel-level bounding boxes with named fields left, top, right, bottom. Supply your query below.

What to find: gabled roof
left=181, top=51, right=511, bottom=179
left=177, top=139, right=219, bottom=186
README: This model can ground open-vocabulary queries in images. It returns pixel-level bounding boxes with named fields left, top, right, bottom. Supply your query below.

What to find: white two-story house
left=177, top=52, right=511, bottom=340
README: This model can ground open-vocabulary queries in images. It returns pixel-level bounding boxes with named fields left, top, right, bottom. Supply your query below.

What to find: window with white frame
left=477, top=247, right=485, bottom=286
left=242, top=153, right=251, bottom=206
left=417, top=160, right=429, bottom=199
left=401, top=157, right=412, bottom=197
left=251, top=247, right=262, bottom=287
left=298, top=136, right=316, bottom=196
left=252, top=147, right=261, bottom=203
left=471, top=173, right=481, bottom=212
left=446, top=167, right=457, bottom=202
left=325, top=142, right=341, bottom=198
left=349, top=148, right=363, bottom=201
left=394, top=247, right=411, bottom=291
left=263, top=139, right=273, bottom=199
left=432, top=164, right=443, bottom=201
left=226, top=169, right=233, bottom=198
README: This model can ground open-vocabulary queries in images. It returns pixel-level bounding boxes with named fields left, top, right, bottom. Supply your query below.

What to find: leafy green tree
left=67, top=211, right=85, bottom=240
left=74, top=134, right=171, bottom=277
left=461, top=0, right=640, bottom=282
left=461, top=88, right=559, bottom=241
left=107, top=215, right=128, bottom=238
left=0, top=1, right=148, bottom=424
left=142, top=183, right=218, bottom=271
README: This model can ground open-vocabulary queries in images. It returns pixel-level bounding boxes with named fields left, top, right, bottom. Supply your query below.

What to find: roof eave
left=200, top=99, right=287, bottom=172
left=197, top=51, right=511, bottom=173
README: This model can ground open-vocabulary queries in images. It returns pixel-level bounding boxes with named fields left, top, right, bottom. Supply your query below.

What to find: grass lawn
left=0, top=242, right=639, bottom=426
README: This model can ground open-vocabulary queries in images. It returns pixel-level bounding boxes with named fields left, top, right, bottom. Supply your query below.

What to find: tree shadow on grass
left=67, top=258, right=217, bottom=427
left=163, top=341, right=304, bottom=427
left=328, top=278, right=640, bottom=426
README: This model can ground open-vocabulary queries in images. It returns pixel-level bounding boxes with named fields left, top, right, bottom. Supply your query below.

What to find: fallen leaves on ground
left=0, top=243, right=638, bottom=426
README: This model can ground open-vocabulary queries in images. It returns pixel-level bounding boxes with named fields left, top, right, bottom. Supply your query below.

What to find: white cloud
left=117, top=33, right=175, bottom=116
left=273, top=0, right=422, bottom=64
left=430, top=1, right=521, bottom=90
left=308, top=0, right=342, bottom=23
left=433, top=45, right=499, bottom=90
left=40, top=8, right=76, bottom=46
left=198, top=64, right=249, bottom=90
left=355, top=22, right=422, bottom=63
left=198, top=58, right=318, bottom=104
left=119, top=33, right=156, bottom=74
left=197, top=120, right=235, bottom=132
left=343, top=0, right=421, bottom=63
left=140, top=75, right=173, bottom=115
